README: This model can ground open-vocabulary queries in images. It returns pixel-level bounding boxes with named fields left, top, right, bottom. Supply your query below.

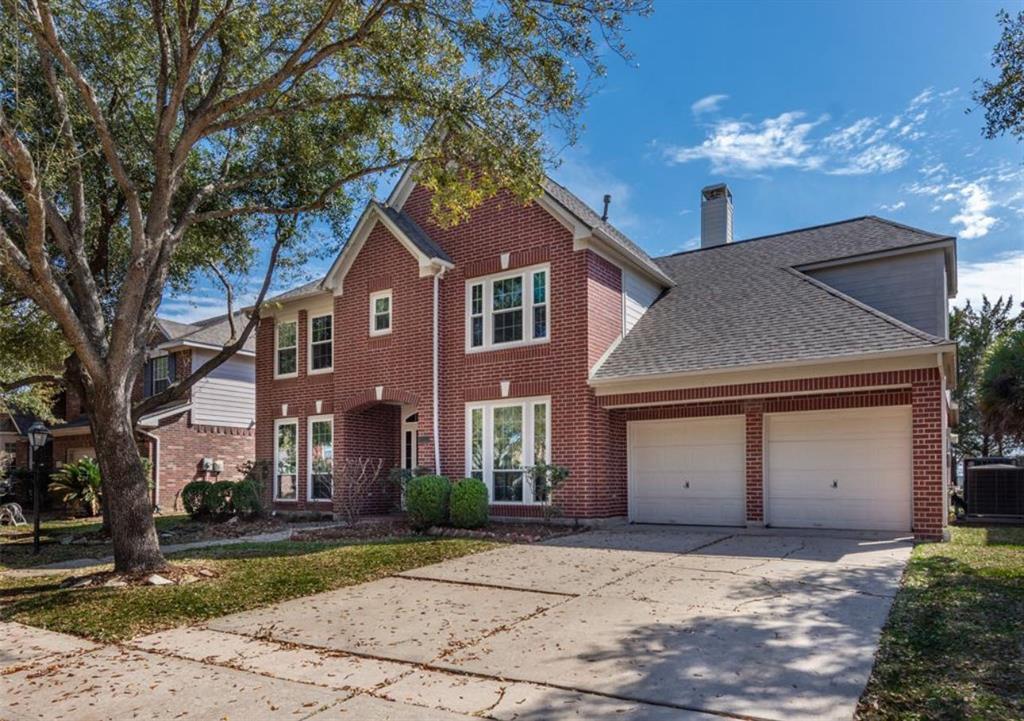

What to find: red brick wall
left=744, top=401, right=765, bottom=523
left=147, top=411, right=255, bottom=510
left=911, top=369, right=945, bottom=539
left=257, top=186, right=630, bottom=519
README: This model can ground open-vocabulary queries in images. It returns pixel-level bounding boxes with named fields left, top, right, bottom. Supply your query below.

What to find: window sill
left=308, top=367, right=333, bottom=376
left=274, top=373, right=299, bottom=381
left=273, top=497, right=298, bottom=503
left=466, top=337, right=549, bottom=355
left=369, top=330, right=392, bottom=338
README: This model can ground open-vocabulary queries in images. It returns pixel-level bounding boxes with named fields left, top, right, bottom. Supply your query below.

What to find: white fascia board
left=155, top=339, right=255, bottom=357
left=589, top=344, right=958, bottom=393
left=323, top=203, right=450, bottom=294
left=137, top=403, right=193, bottom=428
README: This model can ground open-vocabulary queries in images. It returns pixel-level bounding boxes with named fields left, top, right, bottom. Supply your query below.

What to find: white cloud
left=829, top=143, right=909, bottom=176
left=908, top=87, right=934, bottom=110
left=880, top=200, right=906, bottom=212
left=951, top=182, right=997, bottom=239
left=690, top=94, right=728, bottom=115
left=954, top=251, right=1024, bottom=308
left=664, top=112, right=827, bottom=174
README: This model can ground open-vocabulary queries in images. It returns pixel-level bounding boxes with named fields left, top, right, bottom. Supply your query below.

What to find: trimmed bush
left=181, top=480, right=211, bottom=518
left=405, top=474, right=451, bottom=530
left=449, top=478, right=489, bottom=529
left=232, top=478, right=262, bottom=517
left=204, top=480, right=235, bottom=517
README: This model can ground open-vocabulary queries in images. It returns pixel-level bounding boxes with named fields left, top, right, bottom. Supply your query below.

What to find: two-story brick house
left=45, top=314, right=257, bottom=509
left=257, top=173, right=957, bottom=539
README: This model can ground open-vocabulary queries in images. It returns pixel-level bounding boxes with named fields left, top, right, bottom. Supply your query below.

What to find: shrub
left=181, top=480, right=210, bottom=518
left=449, top=478, right=488, bottom=529
left=232, top=479, right=262, bottom=518
left=204, top=480, right=235, bottom=517
left=405, top=474, right=451, bottom=530
left=49, top=458, right=103, bottom=516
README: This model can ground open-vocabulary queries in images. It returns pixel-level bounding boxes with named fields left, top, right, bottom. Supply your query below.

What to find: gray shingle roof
left=156, top=312, right=257, bottom=353
left=373, top=202, right=452, bottom=263
left=266, top=278, right=328, bottom=305
left=592, top=216, right=953, bottom=381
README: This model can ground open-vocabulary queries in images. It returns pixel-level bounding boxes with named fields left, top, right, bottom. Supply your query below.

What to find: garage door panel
left=629, top=416, right=746, bottom=526
left=766, top=407, right=911, bottom=532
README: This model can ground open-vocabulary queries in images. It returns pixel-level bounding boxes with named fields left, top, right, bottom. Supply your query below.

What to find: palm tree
left=50, top=458, right=103, bottom=517
left=978, top=329, right=1024, bottom=448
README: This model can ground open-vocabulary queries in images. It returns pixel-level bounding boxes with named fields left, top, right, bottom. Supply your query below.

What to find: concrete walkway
left=1, top=526, right=912, bottom=720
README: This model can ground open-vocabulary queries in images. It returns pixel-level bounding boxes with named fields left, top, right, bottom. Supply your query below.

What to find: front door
left=401, top=412, right=418, bottom=472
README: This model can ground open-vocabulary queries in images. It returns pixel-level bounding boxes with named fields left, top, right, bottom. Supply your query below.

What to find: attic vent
left=701, top=183, right=733, bottom=248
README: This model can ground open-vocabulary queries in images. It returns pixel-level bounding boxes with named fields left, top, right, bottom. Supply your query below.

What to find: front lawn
left=0, top=537, right=495, bottom=642
left=858, top=525, right=1024, bottom=721
left=0, top=514, right=192, bottom=570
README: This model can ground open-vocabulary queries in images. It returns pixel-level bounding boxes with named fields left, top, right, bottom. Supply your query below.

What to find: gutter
left=432, top=269, right=444, bottom=474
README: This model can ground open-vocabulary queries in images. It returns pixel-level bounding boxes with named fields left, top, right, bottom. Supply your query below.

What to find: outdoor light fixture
left=27, top=420, right=50, bottom=554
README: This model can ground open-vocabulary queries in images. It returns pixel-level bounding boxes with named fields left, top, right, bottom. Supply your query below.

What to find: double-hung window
left=276, top=320, right=298, bottom=377
left=150, top=355, right=171, bottom=394
left=370, top=290, right=392, bottom=336
left=466, top=397, right=551, bottom=504
left=466, top=264, right=549, bottom=351
left=308, top=416, right=333, bottom=501
left=274, top=419, right=298, bottom=500
left=309, top=314, right=333, bottom=372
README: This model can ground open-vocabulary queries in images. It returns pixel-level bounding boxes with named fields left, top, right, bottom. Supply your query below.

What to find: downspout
left=138, top=429, right=160, bottom=511
left=432, top=269, right=443, bottom=474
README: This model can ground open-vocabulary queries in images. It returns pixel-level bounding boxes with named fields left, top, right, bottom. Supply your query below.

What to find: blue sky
left=162, top=0, right=1023, bottom=322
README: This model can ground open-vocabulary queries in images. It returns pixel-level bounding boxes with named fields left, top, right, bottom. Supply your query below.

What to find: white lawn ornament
left=0, top=502, right=27, bottom=526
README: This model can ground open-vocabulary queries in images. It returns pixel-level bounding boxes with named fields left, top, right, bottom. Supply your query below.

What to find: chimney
left=700, top=183, right=733, bottom=248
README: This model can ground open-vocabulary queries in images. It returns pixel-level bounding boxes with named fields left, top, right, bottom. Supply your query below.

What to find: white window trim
left=308, top=313, right=334, bottom=374
left=306, top=414, right=334, bottom=502
left=274, top=318, right=299, bottom=379
left=150, top=353, right=171, bottom=394
left=369, top=289, right=393, bottom=337
left=464, top=396, right=551, bottom=505
left=465, top=263, right=550, bottom=353
left=273, top=418, right=299, bottom=501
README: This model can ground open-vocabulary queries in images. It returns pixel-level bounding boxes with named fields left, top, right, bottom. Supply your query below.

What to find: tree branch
left=132, top=216, right=294, bottom=422
left=0, top=375, right=65, bottom=393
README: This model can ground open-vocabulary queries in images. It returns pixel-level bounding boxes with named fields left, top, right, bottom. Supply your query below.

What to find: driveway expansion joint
left=396, top=572, right=579, bottom=598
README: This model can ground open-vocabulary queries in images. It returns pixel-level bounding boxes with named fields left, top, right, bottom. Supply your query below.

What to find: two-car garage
left=627, top=406, right=913, bottom=532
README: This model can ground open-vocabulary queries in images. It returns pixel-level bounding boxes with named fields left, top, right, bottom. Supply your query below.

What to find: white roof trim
left=322, top=202, right=452, bottom=294
left=589, top=343, right=957, bottom=389
left=155, top=339, right=256, bottom=356
left=137, top=403, right=193, bottom=428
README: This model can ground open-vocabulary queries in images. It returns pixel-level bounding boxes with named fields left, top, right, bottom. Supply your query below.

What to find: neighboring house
left=257, top=173, right=957, bottom=539
left=46, top=314, right=256, bottom=509
left=1, top=412, right=39, bottom=471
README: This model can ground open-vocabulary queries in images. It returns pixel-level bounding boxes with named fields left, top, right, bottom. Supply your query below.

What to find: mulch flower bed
left=291, top=517, right=587, bottom=544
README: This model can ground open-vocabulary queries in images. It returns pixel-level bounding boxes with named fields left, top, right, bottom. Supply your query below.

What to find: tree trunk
left=91, top=393, right=165, bottom=573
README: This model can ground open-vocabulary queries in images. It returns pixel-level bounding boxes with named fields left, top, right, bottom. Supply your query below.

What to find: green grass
left=0, top=514, right=191, bottom=570
left=0, top=537, right=496, bottom=642
left=858, top=525, right=1024, bottom=721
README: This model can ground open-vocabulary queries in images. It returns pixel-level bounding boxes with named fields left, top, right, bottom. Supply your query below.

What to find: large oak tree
left=0, top=0, right=649, bottom=572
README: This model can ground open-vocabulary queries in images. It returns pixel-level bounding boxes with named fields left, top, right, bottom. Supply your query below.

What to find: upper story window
left=370, top=290, right=392, bottom=336
left=151, top=355, right=171, bottom=394
left=466, top=264, right=549, bottom=352
left=309, top=314, right=333, bottom=373
left=275, top=320, right=298, bottom=378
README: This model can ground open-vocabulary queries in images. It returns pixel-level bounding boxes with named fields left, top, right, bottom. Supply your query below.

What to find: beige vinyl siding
left=191, top=350, right=256, bottom=428
left=623, top=268, right=661, bottom=334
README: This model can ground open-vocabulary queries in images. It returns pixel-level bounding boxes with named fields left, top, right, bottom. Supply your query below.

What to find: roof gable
left=322, top=201, right=452, bottom=293
left=386, top=167, right=673, bottom=288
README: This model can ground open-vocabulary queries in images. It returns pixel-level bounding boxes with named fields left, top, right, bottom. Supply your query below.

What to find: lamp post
left=27, top=421, right=50, bottom=555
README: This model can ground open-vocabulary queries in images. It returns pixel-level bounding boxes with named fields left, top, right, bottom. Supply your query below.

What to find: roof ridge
left=865, top=215, right=956, bottom=241
left=656, top=216, right=875, bottom=260
left=784, top=266, right=948, bottom=346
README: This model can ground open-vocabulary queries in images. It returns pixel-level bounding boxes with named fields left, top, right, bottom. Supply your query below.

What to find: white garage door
left=766, top=406, right=912, bottom=532
left=628, top=416, right=746, bottom=526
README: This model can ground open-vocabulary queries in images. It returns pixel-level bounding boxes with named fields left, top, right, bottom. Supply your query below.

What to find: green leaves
left=978, top=328, right=1024, bottom=444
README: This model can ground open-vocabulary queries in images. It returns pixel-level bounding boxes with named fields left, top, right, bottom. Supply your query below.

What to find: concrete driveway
left=3, top=526, right=911, bottom=721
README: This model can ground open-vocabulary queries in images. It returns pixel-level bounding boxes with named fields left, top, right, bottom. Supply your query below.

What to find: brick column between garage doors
left=911, top=372, right=945, bottom=539
left=744, top=401, right=764, bottom=525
